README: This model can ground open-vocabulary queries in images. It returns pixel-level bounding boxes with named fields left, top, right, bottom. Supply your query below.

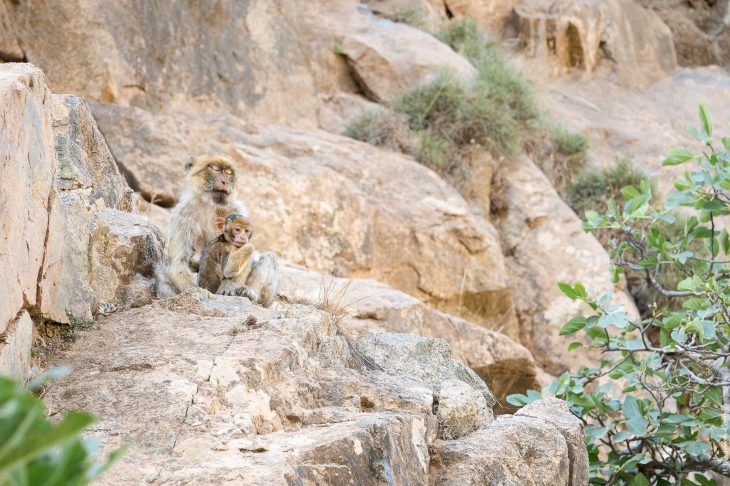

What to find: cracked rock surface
left=44, top=289, right=586, bottom=485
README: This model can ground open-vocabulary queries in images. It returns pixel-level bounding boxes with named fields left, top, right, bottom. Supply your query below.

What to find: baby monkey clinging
left=198, top=213, right=258, bottom=301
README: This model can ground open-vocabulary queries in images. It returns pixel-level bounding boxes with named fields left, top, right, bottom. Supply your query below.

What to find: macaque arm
left=223, top=243, right=255, bottom=279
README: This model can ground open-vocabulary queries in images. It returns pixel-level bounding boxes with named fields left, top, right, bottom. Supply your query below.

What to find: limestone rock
left=0, top=311, right=33, bottom=381
left=0, top=64, right=165, bottom=377
left=436, top=379, right=492, bottom=439
left=89, top=209, right=165, bottom=309
left=339, top=17, right=477, bottom=102
left=516, top=398, right=589, bottom=486
left=362, top=0, right=446, bottom=29
left=430, top=398, right=586, bottom=485
left=0, top=2, right=23, bottom=61
left=356, top=331, right=497, bottom=410
left=43, top=292, right=579, bottom=483
left=279, top=262, right=539, bottom=411
left=3, top=0, right=328, bottom=123
left=516, top=0, right=603, bottom=74
left=601, top=0, right=677, bottom=89
left=444, top=0, right=521, bottom=35
left=492, top=155, right=639, bottom=374
left=317, top=92, right=384, bottom=135
left=515, top=0, right=677, bottom=89
left=0, top=64, right=57, bottom=333
left=89, top=102, right=516, bottom=330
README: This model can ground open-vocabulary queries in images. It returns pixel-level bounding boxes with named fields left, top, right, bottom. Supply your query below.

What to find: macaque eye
left=224, top=169, right=233, bottom=176
left=210, top=165, right=221, bottom=172
left=233, top=227, right=241, bottom=234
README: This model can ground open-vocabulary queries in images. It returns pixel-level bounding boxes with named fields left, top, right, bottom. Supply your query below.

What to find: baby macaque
left=198, top=213, right=259, bottom=301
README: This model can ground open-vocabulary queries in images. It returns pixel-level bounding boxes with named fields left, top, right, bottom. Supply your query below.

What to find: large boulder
left=0, top=64, right=58, bottom=377
left=3, top=0, right=472, bottom=124
left=89, top=102, right=518, bottom=332
left=430, top=397, right=587, bottom=485
left=279, top=262, right=539, bottom=411
left=3, top=0, right=341, bottom=123
left=339, top=17, right=477, bottom=102
left=0, top=64, right=163, bottom=377
left=492, top=155, right=639, bottom=375
left=43, top=290, right=582, bottom=483
left=515, top=0, right=677, bottom=89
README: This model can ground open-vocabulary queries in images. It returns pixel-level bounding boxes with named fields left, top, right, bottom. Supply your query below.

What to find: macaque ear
left=184, top=157, right=195, bottom=172
left=214, top=217, right=225, bottom=234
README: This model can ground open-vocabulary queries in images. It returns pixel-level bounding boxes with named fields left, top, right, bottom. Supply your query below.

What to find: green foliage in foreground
left=0, top=373, right=123, bottom=485
left=509, top=105, right=730, bottom=484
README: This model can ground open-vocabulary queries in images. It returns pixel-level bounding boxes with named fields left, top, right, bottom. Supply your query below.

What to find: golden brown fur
left=198, top=214, right=258, bottom=300
left=155, top=155, right=248, bottom=297
left=155, top=155, right=280, bottom=307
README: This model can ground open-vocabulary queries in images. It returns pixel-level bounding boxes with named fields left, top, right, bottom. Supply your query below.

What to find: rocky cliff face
left=3, top=0, right=704, bottom=482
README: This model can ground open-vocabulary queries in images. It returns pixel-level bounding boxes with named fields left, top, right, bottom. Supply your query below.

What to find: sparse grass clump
left=345, top=19, right=540, bottom=181
left=343, top=110, right=416, bottom=155
left=384, top=7, right=426, bottom=28
left=566, top=157, right=648, bottom=217
left=551, top=124, right=588, bottom=162
left=62, top=311, right=97, bottom=341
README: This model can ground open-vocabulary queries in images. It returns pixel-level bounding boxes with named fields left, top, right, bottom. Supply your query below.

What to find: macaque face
left=206, top=162, right=235, bottom=204
left=221, top=215, right=253, bottom=248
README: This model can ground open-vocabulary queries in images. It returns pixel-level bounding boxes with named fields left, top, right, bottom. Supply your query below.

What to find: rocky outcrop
left=44, top=290, right=587, bottom=484
left=2, top=0, right=474, bottom=126
left=430, top=398, right=587, bottom=485
left=515, top=0, right=677, bottom=89
left=362, top=0, right=446, bottom=28
left=89, top=102, right=518, bottom=332
left=0, top=64, right=57, bottom=379
left=641, top=0, right=730, bottom=68
left=0, top=64, right=163, bottom=378
left=278, top=262, right=539, bottom=411
left=492, top=156, right=639, bottom=375
left=339, top=18, right=477, bottom=102
left=445, top=0, right=521, bottom=35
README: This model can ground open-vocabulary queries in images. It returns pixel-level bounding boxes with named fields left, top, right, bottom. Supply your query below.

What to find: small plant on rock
left=508, top=105, right=730, bottom=484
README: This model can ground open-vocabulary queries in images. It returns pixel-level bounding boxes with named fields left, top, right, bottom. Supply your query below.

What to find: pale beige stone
left=492, top=155, right=639, bottom=374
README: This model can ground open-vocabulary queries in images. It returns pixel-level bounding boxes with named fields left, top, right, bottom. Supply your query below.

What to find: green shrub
left=344, top=19, right=539, bottom=178
left=0, top=373, right=123, bottom=485
left=384, top=7, right=426, bottom=28
left=566, top=157, right=647, bottom=217
left=552, top=125, right=588, bottom=161
left=343, top=110, right=415, bottom=155
left=508, top=105, right=730, bottom=484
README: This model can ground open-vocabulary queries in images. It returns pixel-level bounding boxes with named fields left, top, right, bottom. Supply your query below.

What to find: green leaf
left=567, top=342, right=584, bottom=352
left=683, top=440, right=711, bottom=457
left=557, top=283, right=577, bottom=300
left=699, top=103, right=712, bottom=139
left=560, top=317, right=587, bottom=335
left=631, top=473, right=650, bottom=486
left=622, top=396, right=648, bottom=436
left=621, top=185, right=640, bottom=200
left=663, top=147, right=695, bottom=166
left=0, top=412, right=95, bottom=472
